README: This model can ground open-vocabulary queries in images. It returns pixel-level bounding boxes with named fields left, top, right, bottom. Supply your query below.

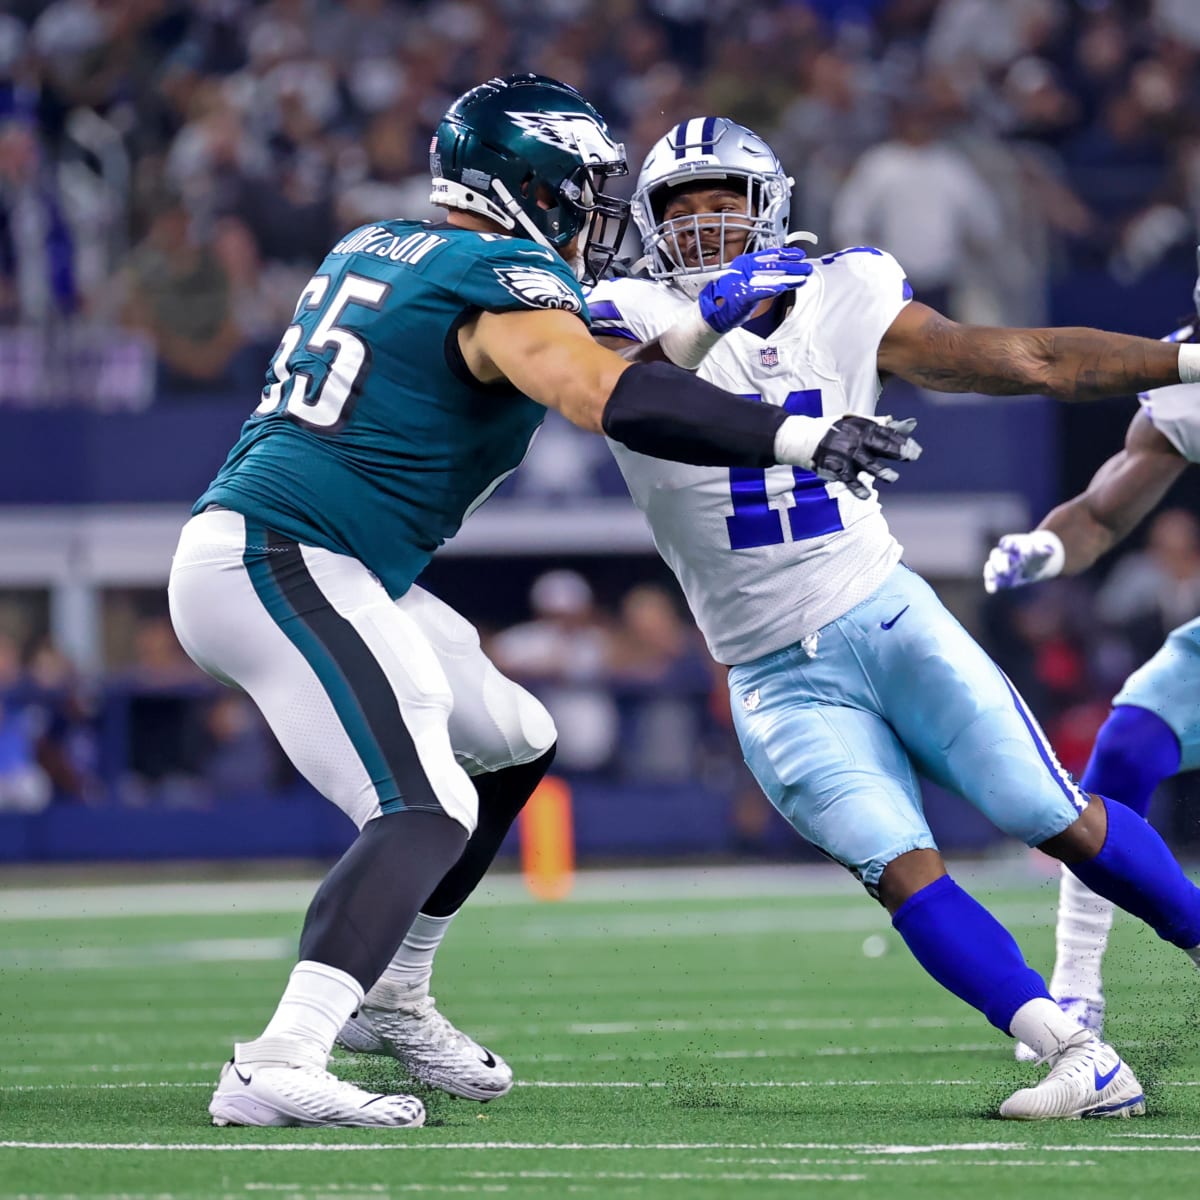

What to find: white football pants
left=167, top=509, right=556, bottom=833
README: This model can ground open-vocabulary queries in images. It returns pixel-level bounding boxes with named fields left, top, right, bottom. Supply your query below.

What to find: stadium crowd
left=1, top=0, right=1199, bottom=399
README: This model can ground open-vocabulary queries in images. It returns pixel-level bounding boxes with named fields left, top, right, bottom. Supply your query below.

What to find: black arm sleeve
left=601, top=361, right=786, bottom=468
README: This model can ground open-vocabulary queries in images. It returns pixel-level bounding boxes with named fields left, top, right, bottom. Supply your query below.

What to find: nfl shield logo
left=759, top=346, right=779, bottom=368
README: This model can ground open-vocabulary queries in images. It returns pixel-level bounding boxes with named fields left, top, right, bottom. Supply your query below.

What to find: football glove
left=983, top=531, right=1066, bottom=593
left=811, top=415, right=922, bottom=501
left=698, top=247, right=813, bottom=334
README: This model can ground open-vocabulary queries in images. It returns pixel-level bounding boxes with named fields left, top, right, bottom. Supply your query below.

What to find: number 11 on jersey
left=726, top=388, right=845, bottom=550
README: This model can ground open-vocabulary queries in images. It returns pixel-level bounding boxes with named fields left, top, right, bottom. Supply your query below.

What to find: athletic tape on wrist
left=1179, top=343, right=1200, bottom=384
left=658, top=306, right=723, bottom=370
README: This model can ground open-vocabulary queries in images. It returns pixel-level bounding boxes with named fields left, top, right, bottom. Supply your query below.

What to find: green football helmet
left=430, top=73, right=629, bottom=283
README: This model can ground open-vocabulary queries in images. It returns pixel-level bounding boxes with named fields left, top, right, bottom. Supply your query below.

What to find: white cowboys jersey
left=1139, top=383, right=1200, bottom=464
left=588, top=247, right=912, bottom=665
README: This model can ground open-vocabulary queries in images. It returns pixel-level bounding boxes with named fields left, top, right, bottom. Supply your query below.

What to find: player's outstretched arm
left=462, top=307, right=920, bottom=491
left=878, top=303, right=1200, bottom=402
left=984, top=409, right=1186, bottom=591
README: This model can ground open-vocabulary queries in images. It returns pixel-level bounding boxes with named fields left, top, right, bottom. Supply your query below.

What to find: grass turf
left=1, top=866, right=1197, bottom=1199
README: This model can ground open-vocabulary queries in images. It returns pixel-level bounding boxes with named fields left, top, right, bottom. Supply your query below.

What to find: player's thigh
left=874, top=575, right=1086, bottom=845
left=168, top=512, right=477, bottom=832
left=730, top=672, right=931, bottom=893
left=396, top=584, right=556, bottom=773
left=1112, top=618, right=1200, bottom=771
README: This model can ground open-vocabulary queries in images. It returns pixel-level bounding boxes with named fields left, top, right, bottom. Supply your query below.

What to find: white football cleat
left=209, top=1042, right=425, bottom=1128
left=1000, top=1030, right=1144, bottom=1120
left=337, top=993, right=512, bottom=1101
left=1014, top=996, right=1105, bottom=1062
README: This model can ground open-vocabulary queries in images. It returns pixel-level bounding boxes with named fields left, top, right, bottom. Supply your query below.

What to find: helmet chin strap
left=490, top=177, right=586, bottom=281
left=490, top=178, right=557, bottom=249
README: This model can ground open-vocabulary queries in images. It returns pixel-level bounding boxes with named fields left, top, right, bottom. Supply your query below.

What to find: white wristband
left=772, top=413, right=837, bottom=470
left=1179, top=343, right=1200, bottom=384
left=658, top=305, right=723, bottom=370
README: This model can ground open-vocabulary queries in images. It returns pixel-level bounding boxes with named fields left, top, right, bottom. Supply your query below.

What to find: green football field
left=2, top=863, right=1199, bottom=1200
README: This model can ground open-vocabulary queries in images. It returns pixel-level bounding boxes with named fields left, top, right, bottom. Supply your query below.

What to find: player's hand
left=697, top=247, right=813, bottom=334
left=812, top=415, right=922, bottom=501
left=983, top=532, right=1066, bottom=593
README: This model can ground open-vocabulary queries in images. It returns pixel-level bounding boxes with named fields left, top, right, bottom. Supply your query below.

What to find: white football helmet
left=631, top=117, right=793, bottom=295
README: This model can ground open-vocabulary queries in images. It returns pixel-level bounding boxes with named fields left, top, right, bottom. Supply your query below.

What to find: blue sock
left=891, top=875, right=1050, bottom=1032
left=1070, top=796, right=1200, bottom=948
left=1081, top=705, right=1180, bottom=819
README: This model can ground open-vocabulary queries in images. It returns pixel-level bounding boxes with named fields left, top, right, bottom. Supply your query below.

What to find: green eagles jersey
left=195, top=222, right=589, bottom=598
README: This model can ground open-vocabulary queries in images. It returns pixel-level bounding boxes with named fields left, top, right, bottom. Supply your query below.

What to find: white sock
left=246, top=961, right=364, bottom=1065
left=1009, top=996, right=1091, bottom=1060
left=1048, top=863, right=1114, bottom=1004
left=365, top=911, right=457, bottom=1006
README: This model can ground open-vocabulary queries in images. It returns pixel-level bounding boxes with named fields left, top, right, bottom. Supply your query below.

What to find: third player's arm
left=1039, top=409, right=1187, bottom=574
left=877, top=302, right=1188, bottom=401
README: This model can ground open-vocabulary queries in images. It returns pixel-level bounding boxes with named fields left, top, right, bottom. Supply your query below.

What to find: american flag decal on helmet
left=759, top=346, right=779, bottom=368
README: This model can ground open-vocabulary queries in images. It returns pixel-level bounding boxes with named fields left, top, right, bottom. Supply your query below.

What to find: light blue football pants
left=729, top=564, right=1088, bottom=893
left=1113, top=615, right=1200, bottom=771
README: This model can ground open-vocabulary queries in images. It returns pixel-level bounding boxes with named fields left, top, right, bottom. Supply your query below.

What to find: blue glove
left=697, top=247, right=813, bottom=335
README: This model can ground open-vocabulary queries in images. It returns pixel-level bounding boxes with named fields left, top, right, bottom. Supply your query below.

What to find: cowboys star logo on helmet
left=493, top=266, right=582, bottom=313
left=505, top=110, right=621, bottom=164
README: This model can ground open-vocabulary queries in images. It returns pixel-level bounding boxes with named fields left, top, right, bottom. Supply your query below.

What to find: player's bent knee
left=877, top=848, right=948, bottom=914
left=513, top=684, right=556, bottom=758
left=1036, top=794, right=1106, bottom=863
left=473, top=666, right=557, bottom=768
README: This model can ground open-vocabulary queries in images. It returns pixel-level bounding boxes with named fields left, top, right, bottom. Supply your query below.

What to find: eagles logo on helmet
left=429, top=74, right=630, bottom=284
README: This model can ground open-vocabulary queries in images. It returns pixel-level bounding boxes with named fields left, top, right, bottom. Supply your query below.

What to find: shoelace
left=1034, top=1028, right=1097, bottom=1076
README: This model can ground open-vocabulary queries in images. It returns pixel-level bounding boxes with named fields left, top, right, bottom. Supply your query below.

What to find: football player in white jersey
left=985, top=260, right=1200, bottom=1057
left=584, top=116, right=1200, bottom=1120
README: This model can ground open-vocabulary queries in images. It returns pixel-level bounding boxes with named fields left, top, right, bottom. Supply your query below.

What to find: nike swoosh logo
left=1094, top=1059, right=1122, bottom=1091
left=880, top=605, right=910, bottom=631
left=234, top=1067, right=252, bottom=1086
left=479, top=1050, right=497, bottom=1069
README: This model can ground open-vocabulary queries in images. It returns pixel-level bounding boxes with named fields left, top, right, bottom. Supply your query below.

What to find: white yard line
left=1, top=1139, right=1197, bottom=1154
left=5, top=1076, right=1200, bottom=1093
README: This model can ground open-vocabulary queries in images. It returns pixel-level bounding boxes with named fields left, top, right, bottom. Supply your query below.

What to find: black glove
left=812, top=415, right=922, bottom=501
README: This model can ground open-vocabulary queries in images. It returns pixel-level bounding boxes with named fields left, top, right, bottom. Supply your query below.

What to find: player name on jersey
left=331, top=226, right=449, bottom=264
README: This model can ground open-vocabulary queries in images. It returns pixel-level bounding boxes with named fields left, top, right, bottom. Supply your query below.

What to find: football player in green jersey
left=169, top=73, right=922, bottom=1129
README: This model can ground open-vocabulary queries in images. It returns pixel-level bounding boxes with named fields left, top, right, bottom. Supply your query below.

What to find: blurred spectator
left=608, top=583, right=712, bottom=782
left=336, top=101, right=437, bottom=231
left=0, top=0, right=1196, bottom=400
left=0, top=630, right=51, bottom=812
left=118, top=186, right=245, bottom=394
left=770, top=47, right=887, bottom=241
left=115, top=614, right=212, bottom=808
left=1095, top=507, right=1200, bottom=662
left=832, top=85, right=1004, bottom=318
left=0, top=109, right=79, bottom=326
left=203, top=693, right=281, bottom=798
left=22, top=635, right=102, bottom=804
left=489, top=569, right=618, bottom=772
